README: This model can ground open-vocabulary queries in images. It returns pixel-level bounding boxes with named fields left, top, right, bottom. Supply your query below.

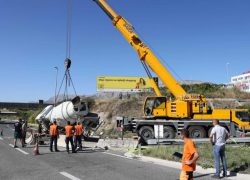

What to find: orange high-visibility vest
left=50, top=124, right=58, bottom=136
left=65, top=125, right=74, bottom=137
left=74, top=125, right=83, bottom=136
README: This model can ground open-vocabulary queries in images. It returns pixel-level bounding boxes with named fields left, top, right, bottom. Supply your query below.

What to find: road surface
left=0, top=123, right=216, bottom=180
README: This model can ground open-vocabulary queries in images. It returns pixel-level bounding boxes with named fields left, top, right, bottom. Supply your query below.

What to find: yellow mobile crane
left=93, top=0, right=250, bottom=142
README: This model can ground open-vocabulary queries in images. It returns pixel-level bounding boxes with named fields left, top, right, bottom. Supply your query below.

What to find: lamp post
left=54, top=66, right=59, bottom=106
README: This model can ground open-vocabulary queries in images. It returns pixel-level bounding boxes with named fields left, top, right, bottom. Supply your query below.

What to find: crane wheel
left=188, top=126, right=206, bottom=138
left=163, top=126, right=175, bottom=139
left=139, top=126, right=154, bottom=142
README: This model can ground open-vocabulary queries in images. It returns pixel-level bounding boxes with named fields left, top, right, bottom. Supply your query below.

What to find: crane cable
left=66, top=0, right=73, bottom=59
left=134, top=28, right=195, bottom=94
left=54, top=0, right=77, bottom=104
left=134, top=29, right=184, bottom=81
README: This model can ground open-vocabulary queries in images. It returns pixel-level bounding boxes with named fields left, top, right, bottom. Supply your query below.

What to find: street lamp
left=54, top=66, right=59, bottom=106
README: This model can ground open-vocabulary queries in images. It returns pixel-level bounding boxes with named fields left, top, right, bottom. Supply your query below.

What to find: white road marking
left=16, top=148, right=29, bottom=155
left=9, top=144, right=29, bottom=155
left=60, top=172, right=81, bottom=180
left=0, top=137, right=3, bottom=140
left=102, top=152, right=132, bottom=160
left=9, top=144, right=14, bottom=147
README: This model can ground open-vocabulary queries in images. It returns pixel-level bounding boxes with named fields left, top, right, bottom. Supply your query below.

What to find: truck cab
left=232, top=109, right=250, bottom=131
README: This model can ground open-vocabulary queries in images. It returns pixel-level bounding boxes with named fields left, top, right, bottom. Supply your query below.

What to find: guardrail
left=147, top=137, right=250, bottom=145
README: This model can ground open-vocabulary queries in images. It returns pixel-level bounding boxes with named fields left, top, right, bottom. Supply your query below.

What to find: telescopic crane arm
left=93, top=0, right=186, bottom=98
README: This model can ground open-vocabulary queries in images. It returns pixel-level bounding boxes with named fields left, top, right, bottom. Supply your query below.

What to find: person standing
left=180, top=129, right=199, bottom=180
left=21, top=120, right=28, bottom=147
left=74, top=122, right=83, bottom=151
left=13, top=119, right=24, bottom=148
left=65, top=121, right=76, bottom=153
left=49, top=120, right=59, bottom=152
left=209, top=119, right=229, bottom=179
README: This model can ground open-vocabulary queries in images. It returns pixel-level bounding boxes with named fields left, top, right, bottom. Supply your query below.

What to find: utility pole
left=54, top=66, right=58, bottom=106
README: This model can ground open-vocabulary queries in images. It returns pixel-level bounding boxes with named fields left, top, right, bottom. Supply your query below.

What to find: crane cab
left=144, top=96, right=192, bottom=119
left=231, top=109, right=250, bottom=131
left=144, top=96, right=167, bottom=117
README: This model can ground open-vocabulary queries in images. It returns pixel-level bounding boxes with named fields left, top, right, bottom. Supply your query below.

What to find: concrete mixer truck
left=25, top=96, right=100, bottom=144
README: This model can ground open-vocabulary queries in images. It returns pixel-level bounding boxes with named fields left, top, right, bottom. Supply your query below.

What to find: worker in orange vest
left=65, top=121, right=76, bottom=153
left=49, top=120, right=59, bottom=152
left=74, top=122, right=84, bottom=151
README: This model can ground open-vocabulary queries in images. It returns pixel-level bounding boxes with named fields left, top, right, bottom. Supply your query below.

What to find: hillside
left=90, top=98, right=144, bottom=136
left=3, top=83, right=250, bottom=135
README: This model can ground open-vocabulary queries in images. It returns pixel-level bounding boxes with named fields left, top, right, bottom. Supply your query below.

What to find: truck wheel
left=139, top=126, right=154, bottom=142
left=163, top=126, right=175, bottom=139
left=188, top=126, right=206, bottom=138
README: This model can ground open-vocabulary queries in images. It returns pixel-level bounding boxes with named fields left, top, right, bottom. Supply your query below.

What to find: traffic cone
left=34, top=142, right=39, bottom=155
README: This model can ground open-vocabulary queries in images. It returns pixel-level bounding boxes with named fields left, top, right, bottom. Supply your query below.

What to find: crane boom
left=93, top=0, right=186, bottom=98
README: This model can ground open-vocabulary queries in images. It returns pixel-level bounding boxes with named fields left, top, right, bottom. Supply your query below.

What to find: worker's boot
left=75, top=146, right=79, bottom=152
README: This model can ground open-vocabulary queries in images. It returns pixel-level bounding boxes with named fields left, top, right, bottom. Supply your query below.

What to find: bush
left=15, top=109, right=42, bottom=124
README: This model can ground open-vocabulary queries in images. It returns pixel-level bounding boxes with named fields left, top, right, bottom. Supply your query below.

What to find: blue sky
left=0, top=0, right=250, bottom=102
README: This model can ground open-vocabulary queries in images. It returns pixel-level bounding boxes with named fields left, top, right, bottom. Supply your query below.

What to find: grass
left=135, top=144, right=250, bottom=174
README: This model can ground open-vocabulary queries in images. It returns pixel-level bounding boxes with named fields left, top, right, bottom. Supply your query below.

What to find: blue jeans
left=213, top=145, right=227, bottom=176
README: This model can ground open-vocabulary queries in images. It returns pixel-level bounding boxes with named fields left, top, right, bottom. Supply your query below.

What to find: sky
left=0, top=0, right=250, bottom=102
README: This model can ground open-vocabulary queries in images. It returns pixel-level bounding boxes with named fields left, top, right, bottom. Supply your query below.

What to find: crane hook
left=64, top=58, right=71, bottom=70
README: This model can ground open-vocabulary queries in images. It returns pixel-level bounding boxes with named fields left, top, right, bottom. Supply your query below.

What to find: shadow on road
left=194, top=173, right=213, bottom=178
left=76, top=147, right=105, bottom=153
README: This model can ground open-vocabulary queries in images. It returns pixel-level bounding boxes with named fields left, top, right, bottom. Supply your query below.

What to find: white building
left=231, top=71, right=250, bottom=93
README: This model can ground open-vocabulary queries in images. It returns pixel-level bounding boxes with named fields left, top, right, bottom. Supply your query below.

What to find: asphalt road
left=0, top=123, right=215, bottom=180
